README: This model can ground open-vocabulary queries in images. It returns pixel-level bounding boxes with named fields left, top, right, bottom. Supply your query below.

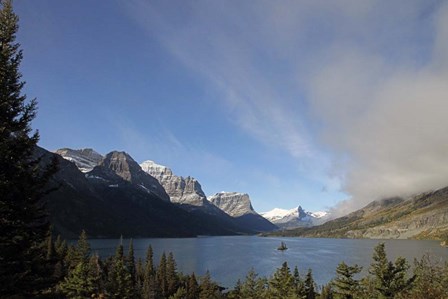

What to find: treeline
left=39, top=231, right=448, bottom=299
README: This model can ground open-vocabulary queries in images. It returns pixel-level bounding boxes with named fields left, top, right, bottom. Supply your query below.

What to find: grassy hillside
left=268, top=187, right=448, bottom=240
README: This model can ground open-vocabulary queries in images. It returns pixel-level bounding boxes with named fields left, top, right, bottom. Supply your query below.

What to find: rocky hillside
left=209, top=192, right=278, bottom=232
left=140, top=160, right=208, bottom=206
left=141, top=161, right=277, bottom=232
left=102, top=152, right=170, bottom=201
left=209, top=192, right=256, bottom=217
left=275, top=187, right=448, bottom=239
left=55, top=148, right=103, bottom=172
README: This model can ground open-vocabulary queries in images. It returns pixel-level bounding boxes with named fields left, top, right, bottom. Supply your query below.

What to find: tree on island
left=0, top=0, right=57, bottom=296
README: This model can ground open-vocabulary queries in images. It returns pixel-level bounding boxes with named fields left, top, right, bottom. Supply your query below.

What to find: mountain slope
left=41, top=147, right=255, bottom=238
left=140, top=160, right=208, bottom=206
left=276, top=188, right=448, bottom=239
left=55, top=148, right=103, bottom=172
left=209, top=192, right=278, bottom=232
left=141, top=160, right=276, bottom=232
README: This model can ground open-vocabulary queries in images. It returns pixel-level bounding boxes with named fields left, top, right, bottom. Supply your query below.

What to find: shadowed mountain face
left=141, top=161, right=277, bottom=232
left=101, top=152, right=170, bottom=202
left=273, top=188, right=448, bottom=240
left=39, top=147, right=276, bottom=238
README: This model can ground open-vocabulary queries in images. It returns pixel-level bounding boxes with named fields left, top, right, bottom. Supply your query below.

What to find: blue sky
left=15, top=1, right=448, bottom=214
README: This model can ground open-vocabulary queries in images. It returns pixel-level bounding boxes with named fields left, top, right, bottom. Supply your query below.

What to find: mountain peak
left=100, top=151, right=170, bottom=201
left=55, top=147, right=103, bottom=172
left=261, top=205, right=330, bottom=228
left=140, top=160, right=208, bottom=206
left=208, top=192, right=255, bottom=217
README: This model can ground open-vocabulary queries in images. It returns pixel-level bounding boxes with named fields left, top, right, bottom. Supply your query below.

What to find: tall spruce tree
left=369, top=243, right=414, bottom=299
left=332, top=262, right=362, bottom=299
left=0, top=0, right=57, bottom=296
left=269, top=262, right=298, bottom=298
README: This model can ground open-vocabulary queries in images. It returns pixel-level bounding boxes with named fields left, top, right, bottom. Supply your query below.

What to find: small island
left=277, top=241, right=288, bottom=251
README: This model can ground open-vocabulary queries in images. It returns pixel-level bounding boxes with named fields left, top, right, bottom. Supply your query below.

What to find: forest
left=21, top=230, right=448, bottom=299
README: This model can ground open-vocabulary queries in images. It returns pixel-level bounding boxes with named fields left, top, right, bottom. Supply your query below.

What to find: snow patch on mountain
left=56, top=148, right=103, bottom=172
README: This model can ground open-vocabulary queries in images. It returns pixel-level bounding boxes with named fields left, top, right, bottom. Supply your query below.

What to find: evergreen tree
left=241, top=268, right=266, bottom=299
left=369, top=243, right=414, bottom=298
left=107, top=241, right=133, bottom=299
left=294, top=265, right=306, bottom=298
left=127, top=239, right=136, bottom=286
left=59, top=255, right=103, bottom=299
left=169, top=286, right=187, bottom=299
left=167, top=252, right=180, bottom=296
left=319, top=284, right=334, bottom=299
left=186, top=272, right=200, bottom=299
left=304, top=269, right=317, bottom=299
left=136, top=257, right=144, bottom=296
left=142, top=246, right=156, bottom=299
left=409, top=254, right=448, bottom=299
left=332, top=262, right=362, bottom=299
left=0, top=0, right=57, bottom=295
left=199, top=271, right=220, bottom=299
left=269, top=262, right=298, bottom=298
left=157, top=252, right=168, bottom=297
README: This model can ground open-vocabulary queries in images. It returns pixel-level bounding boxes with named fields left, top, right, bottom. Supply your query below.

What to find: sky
left=14, top=0, right=448, bottom=214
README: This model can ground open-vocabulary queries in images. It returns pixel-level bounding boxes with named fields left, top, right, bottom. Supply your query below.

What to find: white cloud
left=124, top=0, right=448, bottom=213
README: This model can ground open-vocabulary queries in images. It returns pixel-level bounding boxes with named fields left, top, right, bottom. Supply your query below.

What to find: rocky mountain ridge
left=55, top=148, right=103, bottom=172
left=140, top=160, right=208, bottom=207
left=51, top=147, right=278, bottom=236
left=208, top=192, right=256, bottom=217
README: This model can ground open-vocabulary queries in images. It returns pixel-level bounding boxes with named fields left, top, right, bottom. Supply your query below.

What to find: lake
left=88, top=236, right=448, bottom=289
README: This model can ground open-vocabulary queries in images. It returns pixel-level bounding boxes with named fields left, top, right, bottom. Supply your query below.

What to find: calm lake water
left=88, top=236, right=448, bottom=289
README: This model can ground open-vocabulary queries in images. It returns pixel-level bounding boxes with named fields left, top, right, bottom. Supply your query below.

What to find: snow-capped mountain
left=55, top=148, right=103, bottom=172
left=261, top=206, right=329, bottom=228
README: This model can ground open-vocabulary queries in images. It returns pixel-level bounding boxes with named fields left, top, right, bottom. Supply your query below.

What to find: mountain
left=261, top=206, right=329, bottom=229
left=274, top=187, right=448, bottom=239
left=41, top=147, right=260, bottom=238
left=55, top=148, right=103, bottom=172
left=140, top=160, right=277, bottom=232
left=102, top=152, right=170, bottom=201
left=140, top=160, right=207, bottom=206
left=209, top=192, right=278, bottom=232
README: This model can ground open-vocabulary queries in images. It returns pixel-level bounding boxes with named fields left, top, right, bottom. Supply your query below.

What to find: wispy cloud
left=124, top=0, right=312, bottom=160
left=124, top=0, right=448, bottom=213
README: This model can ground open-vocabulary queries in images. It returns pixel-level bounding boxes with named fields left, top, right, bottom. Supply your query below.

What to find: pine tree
left=157, top=252, right=168, bottom=297
left=410, top=254, right=448, bottom=299
left=142, top=245, right=156, bottom=299
left=107, top=241, right=133, bottom=299
left=167, top=252, right=180, bottom=296
left=127, top=239, right=136, bottom=286
left=369, top=243, right=414, bottom=298
left=0, top=0, right=57, bottom=295
left=241, top=268, right=265, bottom=299
left=319, top=284, right=334, bottom=299
left=304, top=269, right=317, bottom=299
left=186, top=272, right=200, bottom=299
left=269, top=262, right=298, bottom=298
left=332, top=262, right=362, bottom=299
left=199, top=271, right=220, bottom=299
